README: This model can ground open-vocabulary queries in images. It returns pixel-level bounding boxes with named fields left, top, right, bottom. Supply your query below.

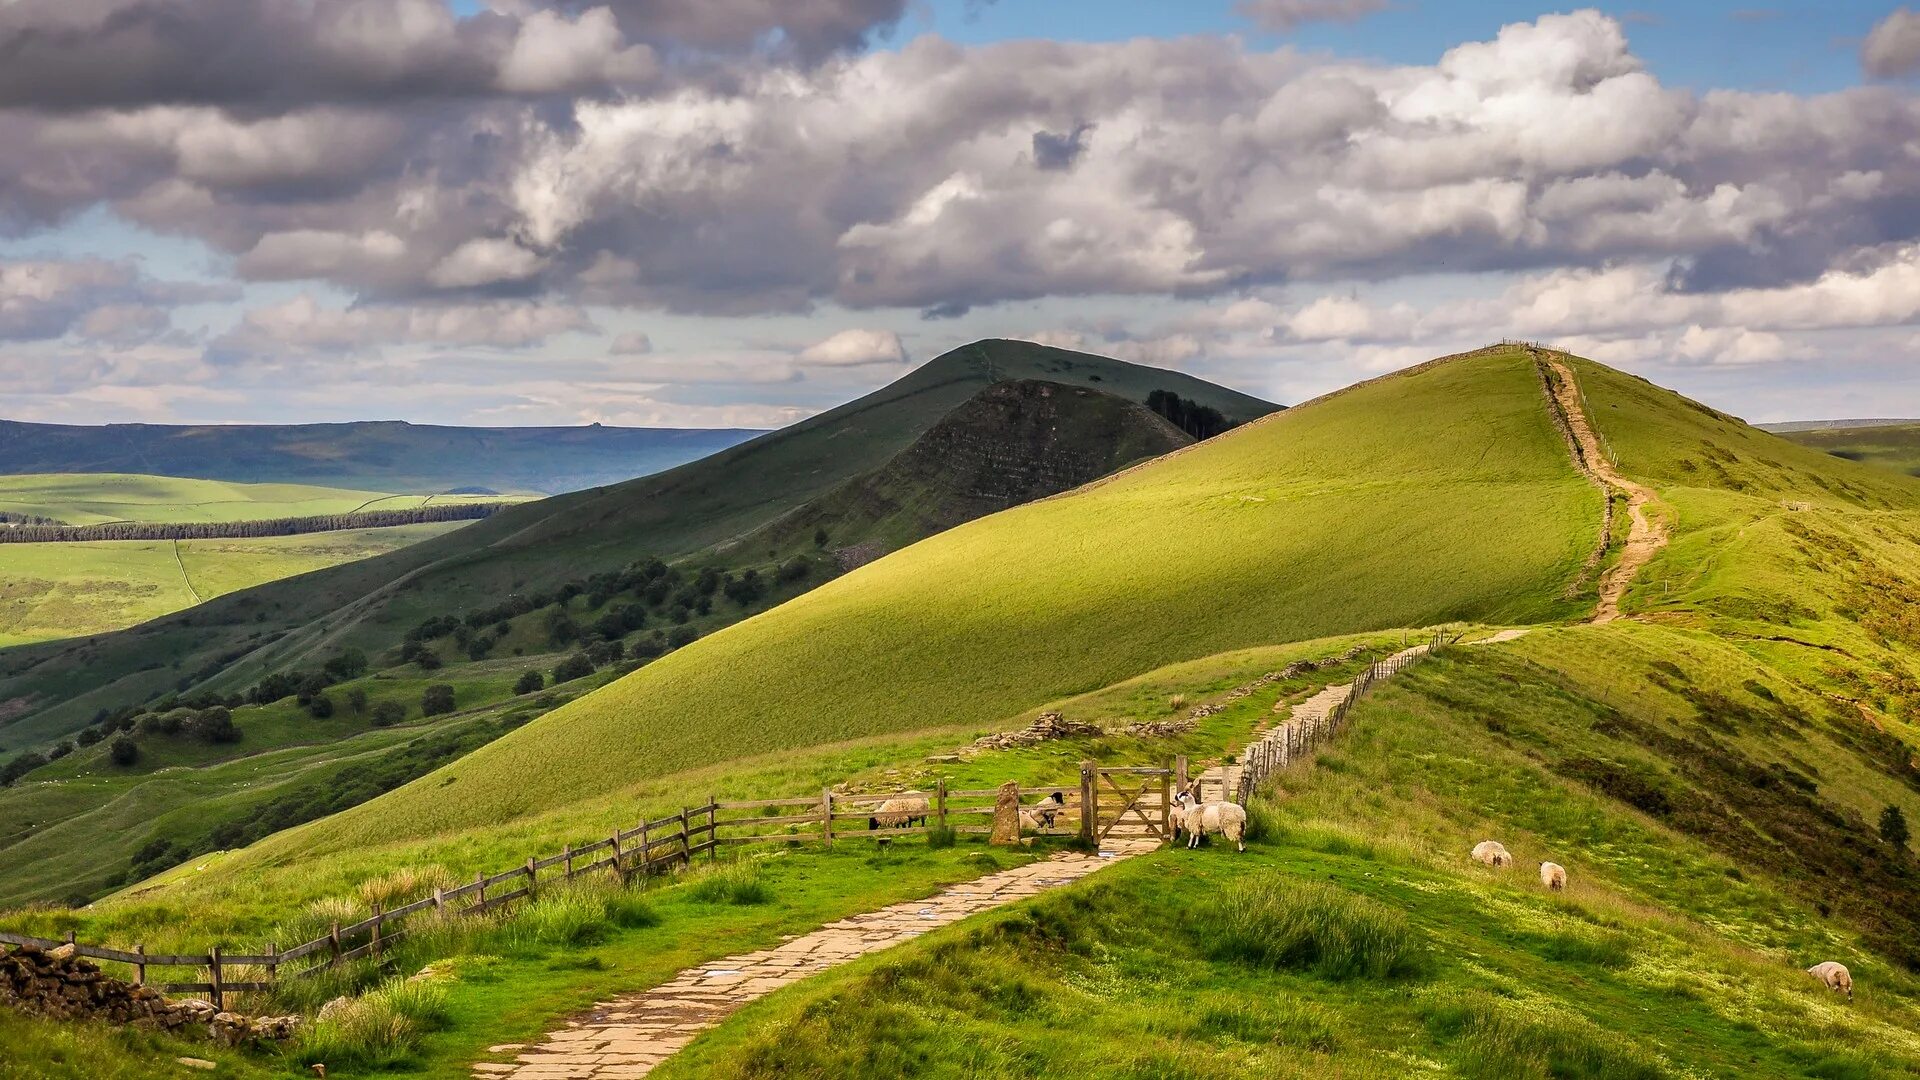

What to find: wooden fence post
left=328, top=921, right=342, bottom=967
left=208, top=945, right=224, bottom=1012
left=133, top=943, right=145, bottom=988
left=639, top=820, right=651, bottom=875
left=1079, top=761, right=1096, bottom=845
left=610, top=830, right=623, bottom=879
left=935, top=779, right=948, bottom=832
left=708, top=798, right=718, bottom=862
left=264, top=943, right=277, bottom=989
left=433, top=886, right=445, bottom=915
left=1174, top=755, right=1188, bottom=797
left=821, top=789, right=834, bottom=848
left=678, top=808, right=691, bottom=864
left=475, top=871, right=487, bottom=912
left=1159, top=768, right=1171, bottom=839
left=526, top=857, right=538, bottom=898
left=563, top=843, right=574, bottom=880
left=371, top=903, right=384, bottom=960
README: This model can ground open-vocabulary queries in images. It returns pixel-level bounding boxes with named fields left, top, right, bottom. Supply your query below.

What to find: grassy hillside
left=0, top=473, right=507, bottom=527
left=0, top=421, right=758, bottom=496
left=1772, top=421, right=1920, bottom=478
left=0, top=341, right=1277, bottom=747
left=218, top=347, right=1599, bottom=857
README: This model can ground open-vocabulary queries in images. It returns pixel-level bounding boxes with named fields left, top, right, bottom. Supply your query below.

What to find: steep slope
left=215, top=346, right=1599, bottom=859
left=0, top=340, right=1277, bottom=747
left=0, top=419, right=757, bottom=495
left=0, top=377, right=1206, bottom=905
left=742, top=379, right=1194, bottom=564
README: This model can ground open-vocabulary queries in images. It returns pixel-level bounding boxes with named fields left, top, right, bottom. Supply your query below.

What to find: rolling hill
left=0, top=340, right=1277, bottom=749
left=0, top=374, right=1221, bottom=905
left=13, top=345, right=1920, bottom=1078
left=1768, top=419, right=1920, bottom=478
left=0, top=420, right=758, bottom=496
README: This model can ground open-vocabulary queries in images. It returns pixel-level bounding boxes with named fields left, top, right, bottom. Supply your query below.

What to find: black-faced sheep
left=1471, top=841, right=1513, bottom=868
left=1540, top=861, right=1566, bottom=890
left=1808, top=961, right=1853, bottom=1001
left=868, top=793, right=929, bottom=831
left=1017, top=790, right=1067, bottom=832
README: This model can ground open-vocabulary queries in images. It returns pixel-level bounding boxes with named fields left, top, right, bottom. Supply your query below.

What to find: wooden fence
left=1231, top=630, right=1449, bottom=804
left=0, top=779, right=1096, bottom=1008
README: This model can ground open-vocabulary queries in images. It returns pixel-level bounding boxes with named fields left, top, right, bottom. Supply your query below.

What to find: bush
left=1882, top=805, right=1910, bottom=849
left=370, top=700, right=407, bottom=727
left=346, top=688, right=368, bottom=715
left=553, top=653, right=596, bottom=684
left=307, top=692, right=335, bottom=719
left=688, top=860, right=770, bottom=905
left=420, top=685, right=457, bottom=717
left=1202, top=876, right=1419, bottom=979
left=666, top=626, right=698, bottom=649
left=514, top=670, right=545, bottom=695
left=109, top=736, right=139, bottom=767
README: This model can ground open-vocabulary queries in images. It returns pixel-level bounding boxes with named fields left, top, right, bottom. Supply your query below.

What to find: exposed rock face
left=0, top=944, right=299, bottom=1043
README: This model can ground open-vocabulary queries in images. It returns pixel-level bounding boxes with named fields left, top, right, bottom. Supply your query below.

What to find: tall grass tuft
left=1242, top=797, right=1285, bottom=843
left=356, top=864, right=459, bottom=910
left=1202, top=876, right=1419, bottom=980
left=287, top=977, right=450, bottom=1071
left=501, top=880, right=661, bottom=950
left=688, top=859, right=770, bottom=905
left=926, top=824, right=957, bottom=849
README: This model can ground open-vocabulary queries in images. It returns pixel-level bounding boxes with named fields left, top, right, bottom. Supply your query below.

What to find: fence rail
left=1231, top=630, right=1449, bottom=804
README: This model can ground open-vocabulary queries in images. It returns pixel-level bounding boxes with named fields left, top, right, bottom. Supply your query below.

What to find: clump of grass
left=505, top=881, right=660, bottom=949
left=1168, top=693, right=1189, bottom=713
left=1201, top=876, right=1419, bottom=980
left=356, top=864, right=458, bottom=910
left=1242, top=797, right=1285, bottom=843
left=925, top=824, right=957, bottom=849
left=1425, top=993, right=1666, bottom=1079
left=688, top=860, right=770, bottom=906
left=287, top=976, right=450, bottom=1071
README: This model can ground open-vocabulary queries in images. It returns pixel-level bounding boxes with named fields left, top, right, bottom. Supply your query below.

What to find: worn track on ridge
left=1537, top=352, right=1668, bottom=623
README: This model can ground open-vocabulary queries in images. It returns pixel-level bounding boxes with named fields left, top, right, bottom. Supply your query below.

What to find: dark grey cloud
left=1031, top=122, right=1093, bottom=171
left=546, top=0, right=909, bottom=63
left=1235, top=0, right=1388, bottom=32
left=920, top=301, right=972, bottom=320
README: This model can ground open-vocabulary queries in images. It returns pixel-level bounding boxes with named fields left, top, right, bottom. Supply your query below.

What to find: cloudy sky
left=2, top=0, right=1918, bottom=429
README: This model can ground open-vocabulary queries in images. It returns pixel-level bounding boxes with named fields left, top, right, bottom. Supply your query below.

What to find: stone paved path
left=472, top=840, right=1161, bottom=1079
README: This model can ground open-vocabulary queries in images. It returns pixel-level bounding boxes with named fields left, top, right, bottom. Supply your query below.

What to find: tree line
left=0, top=502, right=511, bottom=543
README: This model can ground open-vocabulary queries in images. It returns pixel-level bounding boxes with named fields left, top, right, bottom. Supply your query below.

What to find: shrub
left=688, top=860, right=770, bottom=905
left=515, top=670, right=545, bottom=695
left=109, top=736, right=139, bottom=767
left=307, top=692, right=335, bottom=719
left=666, top=626, right=698, bottom=649
left=1882, top=805, right=1910, bottom=849
left=553, top=653, right=596, bottom=684
left=346, top=688, right=368, bottom=715
left=370, top=700, right=408, bottom=727
left=1202, top=876, right=1418, bottom=979
left=420, top=684, right=457, bottom=717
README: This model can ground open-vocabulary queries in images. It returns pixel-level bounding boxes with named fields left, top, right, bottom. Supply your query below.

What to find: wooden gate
left=1079, top=764, right=1172, bottom=844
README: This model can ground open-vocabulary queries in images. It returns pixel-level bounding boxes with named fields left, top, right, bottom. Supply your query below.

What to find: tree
left=347, top=688, right=369, bottom=715
left=552, top=652, right=596, bottom=684
left=370, top=700, right=407, bottom=727
left=666, top=625, right=698, bottom=649
left=323, top=648, right=368, bottom=681
left=109, top=736, right=139, bottom=767
left=76, top=727, right=105, bottom=747
left=1882, top=805, right=1910, bottom=849
left=188, top=707, right=240, bottom=744
left=306, top=693, right=335, bottom=720
left=415, top=649, right=444, bottom=671
left=421, top=684, right=457, bottom=717
left=514, top=670, right=545, bottom=695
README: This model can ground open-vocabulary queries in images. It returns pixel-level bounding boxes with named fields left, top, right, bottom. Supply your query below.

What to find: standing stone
left=990, top=781, right=1021, bottom=846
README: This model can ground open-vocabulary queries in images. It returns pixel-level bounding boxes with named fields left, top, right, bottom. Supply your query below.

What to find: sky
left=1, top=1, right=1919, bottom=429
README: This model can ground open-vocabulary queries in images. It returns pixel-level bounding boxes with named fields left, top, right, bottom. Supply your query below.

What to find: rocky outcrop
left=0, top=944, right=299, bottom=1044
left=966, top=712, right=1102, bottom=753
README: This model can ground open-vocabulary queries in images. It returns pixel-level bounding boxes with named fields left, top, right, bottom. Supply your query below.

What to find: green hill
left=0, top=341, right=1276, bottom=749
left=0, top=374, right=1226, bottom=905
left=213, top=346, right=1600, bottom=856
left=1770, top=420, right=1920, bottom=478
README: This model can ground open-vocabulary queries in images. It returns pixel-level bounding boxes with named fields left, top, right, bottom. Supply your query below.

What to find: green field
left=1774, top=421, right=1920, bottom=478
left=0, top=524, right=473, bottom=648
left=12, top=345, right=1920, bottom=1077
left=0, top=473, right=504, bottom=527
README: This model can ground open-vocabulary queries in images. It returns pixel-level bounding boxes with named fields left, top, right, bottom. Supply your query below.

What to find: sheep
left=1175, top=792, right=1247, bottom=851
left=867, top=793, right=929, bottom=832
left=1018, top=790, right=1067, bottom=832
left=1808, top=961, right=1854, bottom=1001
left=1540, top=862, right=1567, bottom=890
left=1471, top=841, right=1513, bottom=868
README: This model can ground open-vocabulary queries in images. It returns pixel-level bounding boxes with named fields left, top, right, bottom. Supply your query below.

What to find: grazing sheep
left=1177, top=793, right=1247, bottom=852
left=1471, top=841, right=1513, bottom=868
left=1540, top=862, right=1567, bottom=890
left=1808, top=961, right=1854, bottom=1001
left=1018, top=791, right=1068, bottom=831
left=868, top=793, right=929, bottom=831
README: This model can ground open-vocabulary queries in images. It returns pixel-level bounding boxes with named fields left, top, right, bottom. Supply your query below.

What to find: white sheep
left=1540, top=862, right=1566, bottom=890
left=867, top=793, right=929, bottom=832
left=1471, top=841, right=1513, bottom=868
left=1175, top=792, right=1247, bottom=851
left=1808, top=961, right=1853, bottom=1001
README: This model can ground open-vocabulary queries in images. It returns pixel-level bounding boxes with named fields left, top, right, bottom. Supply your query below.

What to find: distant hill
left=0, top=419, right=761, bottom=495
left=0, top=340, right=1279, bottom=748
left=1767, top=420, right=1920, bottom=477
